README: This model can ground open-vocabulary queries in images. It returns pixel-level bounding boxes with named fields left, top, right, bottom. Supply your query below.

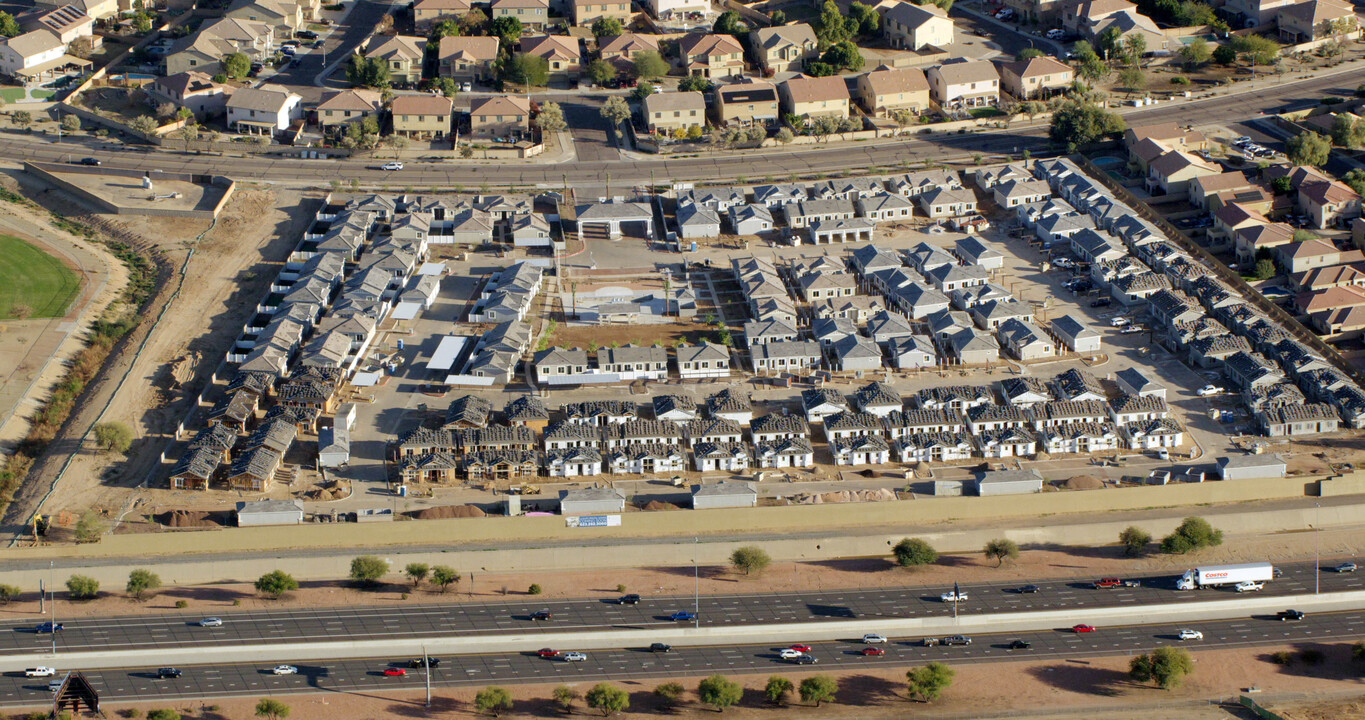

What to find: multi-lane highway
left=3, top=560, right=1358, bottom=655
left=2, top=608, right=1360, bottom=707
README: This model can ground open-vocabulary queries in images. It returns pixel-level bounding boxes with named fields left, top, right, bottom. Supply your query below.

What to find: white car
left=272, top=665, right=298, bottom=675
left=1046, top=28, right=1065, bottom=39
left=1157, top=449, right=1170, bottom=461
left=1197, top=385, right=1222, bottom=396
left=199, top=617, right=223, bottom=627
left=25, top=667, right=55, bottom=678
left=1236, top=581, right=1264, bottom=593
left=381, top=162, right=403, bottom=171
left=562, top=652, right=587, bottom=662
left=460, top=81, right=472, bottom=92
left=1110, top=317, right=1130, bottom=327
left=939, top=591, right=968, bottom=603
left=862, top=633, right=887, bottom=644
left=1178, top=629, right=1203, bottom=641
left=778, top=649, right=806, bottom=660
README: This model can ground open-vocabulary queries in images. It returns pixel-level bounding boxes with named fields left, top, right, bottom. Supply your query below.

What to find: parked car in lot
left=1278, top=609, right=1305, bottom=621
left=1120, top=325, right=1143, bottom=334
left=295, top=29, right=318, bottom=39
left=1197, top=384, right=1223, bottom=396
left=1178, top=629, right=1203, bottom=641
left=1110, top=317, right=1130, bottom=327
left=1335, top=562, right=1357, bottom=573
left=1090, top=298, right=1112, bottom=307
left=1236, top=581, right=1264, bottom=592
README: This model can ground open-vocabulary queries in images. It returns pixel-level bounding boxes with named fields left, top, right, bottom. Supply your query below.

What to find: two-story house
left=880, top=0, right=954, bottom=49
left=438, top=36, right=499, bottom=82
left=997, top=55, right=1072, bottom=99
left=751, top=23, right=818, bottom=74
left=225, top=84, right=302, bottom=136
left=927, top=59, right=1000, bottom=109
left=520, top=34, right=582, bottom=79
left=678, top=33, right=744, bottom=79
left=715, top=78, right=779, bottom=126
left=779, top=74, right=850, bottom=119
left=491, top=0, right=549, bottom=29
left=315, top=88, right=382, bottom=137
left=391, top=93, right=454, bottom=138
left=469, top=95, right=531, bottom=139
left=363, top=35, right=426, bottom=85
left=856, top=65, right=929, bottom=117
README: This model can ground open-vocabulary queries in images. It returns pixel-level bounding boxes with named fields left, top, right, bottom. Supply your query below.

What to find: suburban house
left=363, top=35, right=426, bottom=84
left=927, top=59, right=1000, bottom=109
left=571, top=0, right=630, bottom=26
left=751, top=340, right=822, bottom=374
left=1276, top=0, right=1357, bottom=43
left=676, top=343, right=730, bottom=379
left=438, top=36, right=499, bottom=82
left=918, top=187, right=979, bottom=218
left=715, top=78, right=780, bottom=126
left=1146, top=150, right=1220, bottom=195
left=225, top=84, right=302, bottom=135
left=390, top=94, right=453, bottom=138
left=226, top=0, right=303, bottom=32
left=677, top=33, right=744, bottom=78
left=997, top=55, right=1072, bottom=99
left=880, top=0, right=954, bottom=50
left=729, top=204, right=774, bottom=234
left=315, top=89, right=382, bottom=137
left=520, top=34, right=581, bottom=78
left=642, top=91, right=706, bottom=134
left=166, top=18, right=274, bottom=76
left=145, top=71, right=231, bottom=119
left=779, top=74, right=850, bottom=119
left=1298, top=178, right=1362, bottom=229
left=751, top=23, right=819, bottom=74
left=856, top=65, right=930, bottom=117
left=28, top=5, right=94, bottom=44
left=1223, top=0, right=1295, bottom=25
left=491, top=0, right=549, bottom=29
left=598, top=33, right=658, bottom=72
left=413, top=0, right=472, bottom=30
left=469, top=95, right=531, bottom=139
left=1050, top=314, right=1102, bottom=353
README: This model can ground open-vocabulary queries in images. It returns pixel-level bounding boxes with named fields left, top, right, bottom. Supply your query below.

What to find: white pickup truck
left=25, top=667, right=55, bottom=678
left=940, top=591, right=968, bottom=603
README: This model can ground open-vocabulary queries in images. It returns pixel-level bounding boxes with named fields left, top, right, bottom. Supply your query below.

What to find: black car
left=77, top=157, right=99, bottom=166
left=34, top=623, right=63, bottom=633
left=942, top=635, right=972, bottom=646
left=1007, top=640, right=1031, bottom=650
left=1277, top=609, right=1305, bottom=621
left=408, top=658, right=441, bottom=668
left=619, top=594, right=641, bottom=605
left=649, top=643, right=672, bottom=653
left=790, top=655, right=817, bottom=665
left=530, top=610, right=552, bottom=621
left=295, top=29, right=318, bottom=39
left=1018, top=584, right=1040, bottom=594
left=157, top=668, right=182, bottom=679
left=1090, top=298, right=1112, bottom=307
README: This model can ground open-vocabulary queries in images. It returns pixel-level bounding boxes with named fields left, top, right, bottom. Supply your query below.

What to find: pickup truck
left=939, top=591, right=968, bottom=603
left=24, top=667, right=55, bottom=678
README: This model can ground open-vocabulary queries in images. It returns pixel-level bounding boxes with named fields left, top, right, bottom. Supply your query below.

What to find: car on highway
left=669, top=611, right=696, bottom=621
left=942, top=635, right=972, bottom=646
left=1197, top=385, right=1223, bottom=396
left=939, top=591, right=968, bottom=602
left=1178, top=629, right=1204, bottom=641
left=1278, top=609, right=1305, bottom=621
left=1236, top=581, right=1264, bottom=593
left=1008, top=640, right=1032, bottom=650
left=76, top=157, right=99, bottom=166
left=272, top=666, right=297, bottom=675
left=48, top=679, right=63, bottom=692
left=537, top=648, right=561, bottom=658
left=862, top=633, right=887, bottom=644
left=562, top=652, right=587, bottom=662
left=25, top=667, right=55, bottom=678
left=34, top=623, right=63, bottom=633
left=1335, top=562, right=1358, bottom=573
left=860, top=646, right=886, bottom=656
left=649, top=643, right=672, bottom=653
left=618, top=594, right=642, bottom=604
left=199, top=617, right=223, bottom=627
left=779, top=649, right=806, bottom=660
left=1072, top=624, right=1098, bottom=633
left=408, top=658, right=441, bottom=668
left=790, top=655, right=817, bottom=665
left=921, top=637, right=939, bottom=646
left=788, top=644, right=813, bottom=653
left=383, top=668, right=407, bottom=677
left=157, top=668, right=182, bottom=679
left=1093, top=578, right=1123, bottom=589
left=530, top=610, right=552, bottom=621
left=381, top=162, right=403, bottom=171
left=1018, top=584, right=1040, bottom=594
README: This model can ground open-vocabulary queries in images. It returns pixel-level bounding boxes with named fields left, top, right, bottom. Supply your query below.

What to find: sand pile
left=413, top=505, right=487, bottom=519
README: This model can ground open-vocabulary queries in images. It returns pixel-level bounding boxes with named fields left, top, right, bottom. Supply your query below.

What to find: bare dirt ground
left=0, top=178, right=318, bottom=534
left=546, top=321, right=720, bottom=352
left=6, top=524, right=1362, bottom=619
left=86, top=644, right=1365, bottom=720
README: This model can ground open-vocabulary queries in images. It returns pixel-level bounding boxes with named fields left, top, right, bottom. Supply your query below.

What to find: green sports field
left=0, top=234, right=80, bottom=319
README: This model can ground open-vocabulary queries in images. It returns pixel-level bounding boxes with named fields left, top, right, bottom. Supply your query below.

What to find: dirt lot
left=0, top=177, right=317, bottom=535
left=546, top=320, right=722, bottom=351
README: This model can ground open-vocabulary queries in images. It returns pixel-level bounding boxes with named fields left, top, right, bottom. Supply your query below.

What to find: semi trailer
left=1176, top=562, right=1275, bottom=590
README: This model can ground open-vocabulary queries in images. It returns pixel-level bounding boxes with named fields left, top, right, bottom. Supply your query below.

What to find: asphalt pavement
left=2, top=608, right=1360, bottom=707
left=3, top=560, right=1358, bottom=656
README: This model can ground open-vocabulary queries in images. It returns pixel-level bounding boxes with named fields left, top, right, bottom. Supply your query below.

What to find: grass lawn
left=968, top=107, right=1005, bottom=118
left=0, top=235, right=80, bottom=319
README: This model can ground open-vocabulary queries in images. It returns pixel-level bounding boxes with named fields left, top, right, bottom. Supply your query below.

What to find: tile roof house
left=997, top=55, right=1073, bottom=99
left=779, top=74, right=850, bottom=119
left=927, top=59, right=1000, bottom=109
left=469, top=95, right=531, bottom=139
left=391, top=93, right=453, bottom=138
left=363, top=35, right=427, bottom=83
left=751, top=22, right=819, bottom=74
left=678, top=33, right=744, bottom=78
left=715, top=78, right=780, bottom=126
left=491, top=0, right=549, bottom=28
left=880, top=0, right=954, bottom=50
left=643, top=91, right=706, bottom=134
left=802, top=388, right=849, bottom=424
left=520, top=34, right=581, bottom=77
left=856, top=65, right=930, bottom=117
left=1276, top=0, right=1357, bottom=43
left=225, top=84, right=302, bottom=135
left=437, top=35, right=499, bottom=81
left=145, top=71, right=232, bottom=120
left=414, top=0, right=472, bottom=29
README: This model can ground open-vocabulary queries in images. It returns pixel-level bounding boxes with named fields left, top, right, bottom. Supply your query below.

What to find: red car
left=788, top=644, right=812, bottom=653
left=537, top=648, right=561, bottom=658
left=1072, top=624, right=1098, bottom=633
left=383, top=668, right=407, bottom=677
left=860, top=646, right=886, bottom=656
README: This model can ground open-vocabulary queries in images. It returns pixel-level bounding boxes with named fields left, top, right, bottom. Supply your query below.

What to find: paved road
left=4, top=560, right=1358, bottom=656
left=2, top=608, right=1360, bottom=707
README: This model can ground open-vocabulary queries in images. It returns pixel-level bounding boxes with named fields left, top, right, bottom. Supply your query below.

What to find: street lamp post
left=693, top=537, right=699, bottom=629
left=1315, top=502, right=1321, bottom=595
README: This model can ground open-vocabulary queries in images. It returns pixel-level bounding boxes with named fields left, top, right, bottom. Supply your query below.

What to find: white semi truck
left=1176, top=562, right=1275, bottom=590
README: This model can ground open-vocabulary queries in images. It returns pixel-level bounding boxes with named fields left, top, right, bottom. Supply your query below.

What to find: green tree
left=1160, top=517, right=1223, bottom=554
left=587, top=59, right=616, bottom=85
left=632, top=82, right=656, bottom=100
left=0, top=11, right=19, bottom=37
left=713, top=10, right=744, bottom=36
left=552, top=685, right=580, bottom=712
left=678, top=74, right=713, bottom=92
left=473, top=686, right=513, bottom=717
left=1212, top=43, right=1237, bottom=65
left=1286, top=131, right=1331, bottom=166
left=906, top=662, right=955, bottom=702
left=255, top=570, right=299, bottom=599
left=1254, top=258, right=1276, bottom=280
left=133, top=11, right=152, bottom=33
left=798, top=675, right=837, bottom=707
left=984, top=538, right=1019, bottom=567
left=1178, top=38, right=1210, bottom=69
left=847, top=1, right=880, bottom=36
left=632, top=49, right=668, bottom=79
left=1353, top=641, right=1365, bottom=662
left=1048, top=100, right=1125, bottom=148
left=430, top=18, right=460, bottom=39
left=1017, top=47, right=1045, bottom=60
left=764, top=676, right=793, bottom=705
left=430, top=565, right=460, bottom=592
left=893, top=537, right=939, bottom=567
left=254, top=698, right=290, bottom=720
left=585, top=683, right=629, bottom=716
left=653, top=682, right=684, bottom=709
left=1229, top=34, right=1279, bottom=65
left=1343, top=169, right=1365, bottom=197
left=146, top=711, right=178, bottom=720
left=433, top=77, right=459, bottom=97
left=502, top=52, right=548, bottom=87
left=769, top=9, right=786, bottom=24
left=1129, top=647, right=1194, bottom=689
left=815, top=0, right=849, bottom=47
left=0, top=584, right=20, bottom=604
left=1117, top=66, right=1145, bottom=95
left=61, top=114, right=81, bottom=132
left=1270, top=175, right=1292, bottom=194
left=821, top=40, right=863, bottom=71
left=223, top=52, right=250, bottom=79
left=94, top=421, right=133, bottom=454
left=1330, top=115, right=1365, bottom=148
left=74, top=510, right=105, bottom=543
left=534, top=101, right=567, bottom=133
left=697, top=675, right=743, bottom=712
left=350, top=556, right=388, bottom=586
left=1122, top=33, right=1146, bottom=65
left=405, top=563, right=429, bottom=589
left=128, top=115, right=157, bottom=134
left=345, top=54, right=390, bottom=88
left=591, top=16, right=622, bottom=38
left=1119, top=526, right=1152, bottom=557
left=67, top=574, right=99, bottom=600
left=490, top=16, right=522, bottom=46
left=730, top=545, right=771, bottom=575
left=600, top=95, right=631, bottom=125
left=126, top=569, right=161, bottom=600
